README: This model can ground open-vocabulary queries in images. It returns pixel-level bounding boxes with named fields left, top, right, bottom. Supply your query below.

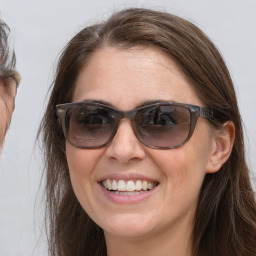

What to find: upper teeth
left=102, top=179, right=157, bottom=192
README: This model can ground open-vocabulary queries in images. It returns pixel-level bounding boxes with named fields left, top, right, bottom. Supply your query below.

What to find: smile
left=101, top=179, right=159, bottom=195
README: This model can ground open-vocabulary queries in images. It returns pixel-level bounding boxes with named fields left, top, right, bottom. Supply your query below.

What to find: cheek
left=148, top=129, right=213, bottom=197
left=0, top=98, right=12, bottom=146
left=66, top=143, right=99, bottom=178
left=65, top=143, right=104, bottom=196
left=0, top=80, right=16, bottom=144
left=155, top=148, right=207, bottom=215
left=151, top=148, right=206, bottom=186
left=0, top=79, right=16, bottom=112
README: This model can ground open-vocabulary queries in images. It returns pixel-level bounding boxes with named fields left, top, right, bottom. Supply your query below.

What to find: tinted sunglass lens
left=66, top=105, right=116, bottom=148
left=135, top=105, right=191, bottom=148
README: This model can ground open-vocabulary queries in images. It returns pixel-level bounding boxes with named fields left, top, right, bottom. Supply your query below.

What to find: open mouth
left=100, top=179, right=159, bottom=195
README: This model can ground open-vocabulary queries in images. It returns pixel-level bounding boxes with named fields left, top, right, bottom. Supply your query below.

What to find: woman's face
left=66, top=46, right=216, bottom=242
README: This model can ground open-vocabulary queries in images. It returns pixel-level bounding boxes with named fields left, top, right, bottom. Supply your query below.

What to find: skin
left=0, top=76, right=17, bottom=149
left=66, top=46, right=234, bottom=256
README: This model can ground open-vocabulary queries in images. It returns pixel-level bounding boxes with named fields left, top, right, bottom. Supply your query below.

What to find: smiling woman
left=0, top=19, right=20, bottom=149
left=39, top=8, right=256, bottom=256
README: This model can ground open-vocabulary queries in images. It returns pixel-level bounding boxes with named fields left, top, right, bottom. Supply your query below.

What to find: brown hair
left=39, top=8, right=256, bottom=256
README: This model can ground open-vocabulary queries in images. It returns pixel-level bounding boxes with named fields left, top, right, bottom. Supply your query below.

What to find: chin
left=98, top=212, right=157, bottom=239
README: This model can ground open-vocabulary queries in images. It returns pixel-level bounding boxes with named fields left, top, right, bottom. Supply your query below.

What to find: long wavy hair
left=39, top=8, right=256, bottom=256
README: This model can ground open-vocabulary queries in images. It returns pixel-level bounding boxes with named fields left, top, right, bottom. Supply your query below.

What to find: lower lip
left=98, top=183, right=159, bottom=204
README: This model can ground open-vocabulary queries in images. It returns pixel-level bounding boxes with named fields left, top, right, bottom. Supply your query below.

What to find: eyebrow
left=138, top=99, right=177, bottom=108
left=80, top=98, right=177, bottom=109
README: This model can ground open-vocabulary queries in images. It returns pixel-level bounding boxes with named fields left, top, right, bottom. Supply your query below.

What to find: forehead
left=73, top=46, right=202, bottom=109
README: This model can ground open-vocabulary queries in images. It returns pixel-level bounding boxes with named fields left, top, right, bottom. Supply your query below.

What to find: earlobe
left=206, top=121, right=235, bottom=174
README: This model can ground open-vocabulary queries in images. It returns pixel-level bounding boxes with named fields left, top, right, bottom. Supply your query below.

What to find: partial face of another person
left=0, top=74, right=17, bottom=148
left=65, top=46, right=220, bottom=242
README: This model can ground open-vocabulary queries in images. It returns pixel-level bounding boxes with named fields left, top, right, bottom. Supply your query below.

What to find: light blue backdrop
left=0, top=1, right=255, bottom=255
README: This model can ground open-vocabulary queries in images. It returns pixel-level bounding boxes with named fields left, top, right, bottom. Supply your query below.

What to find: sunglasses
left=56, top=101, right=213, bottom=149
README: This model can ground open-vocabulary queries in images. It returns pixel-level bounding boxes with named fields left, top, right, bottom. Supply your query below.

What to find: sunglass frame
left=56, top=101, right=214, bottom=149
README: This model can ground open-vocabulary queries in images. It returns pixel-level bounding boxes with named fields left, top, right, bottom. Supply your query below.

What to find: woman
left=39, top=8, right=256, bottom=256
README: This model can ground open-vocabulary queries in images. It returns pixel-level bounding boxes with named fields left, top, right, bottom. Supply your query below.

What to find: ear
left=206, top=121, right=235, bottom=173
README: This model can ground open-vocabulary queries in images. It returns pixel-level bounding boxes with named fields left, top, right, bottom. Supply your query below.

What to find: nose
left=105, top=119, right=146, bottom=164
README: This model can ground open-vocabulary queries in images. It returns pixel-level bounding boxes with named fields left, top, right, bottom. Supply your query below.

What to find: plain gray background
left=0, top=1, right=255, bottom=255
